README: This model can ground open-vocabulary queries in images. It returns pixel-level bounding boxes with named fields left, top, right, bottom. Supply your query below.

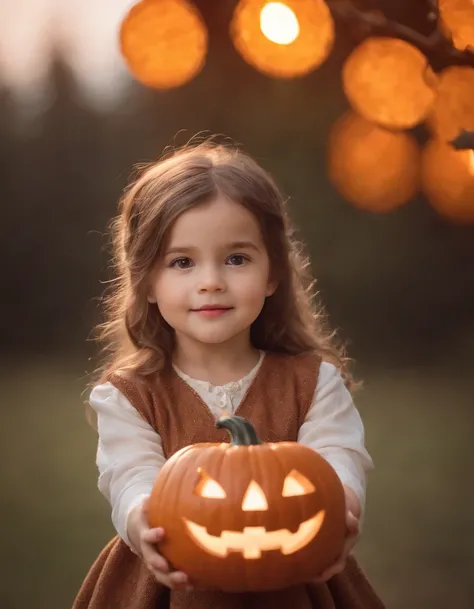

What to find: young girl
left=73, top=142, right=385, bottom=609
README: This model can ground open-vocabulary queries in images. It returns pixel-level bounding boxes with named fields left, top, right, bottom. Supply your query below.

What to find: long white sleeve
left=90, top=360, right=374, bottom=549
left=298, top=362, right=374, bottom=516
left=90, top=383, right=166, bottom=549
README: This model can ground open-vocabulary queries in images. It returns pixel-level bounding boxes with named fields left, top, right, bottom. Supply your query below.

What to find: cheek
left=234, top=267, right=271, bottom=300
left=242, top=282, right=269, bottom=305
left=153, top=273, right=189, bottom=310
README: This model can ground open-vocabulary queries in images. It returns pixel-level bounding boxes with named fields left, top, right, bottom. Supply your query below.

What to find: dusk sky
left=0, top=0, right=137, bottom=107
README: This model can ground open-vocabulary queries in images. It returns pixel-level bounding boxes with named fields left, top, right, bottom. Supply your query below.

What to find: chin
left=194, top=333, right=237, bottom=345
left=187, top=326, right=246, bottom=345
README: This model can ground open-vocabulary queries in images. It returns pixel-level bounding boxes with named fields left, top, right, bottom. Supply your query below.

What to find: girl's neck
left=172, top=334, right=261, bottom=386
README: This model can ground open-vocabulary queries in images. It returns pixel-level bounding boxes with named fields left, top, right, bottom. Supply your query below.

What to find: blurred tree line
left=0, top=16, right=473, bottom=373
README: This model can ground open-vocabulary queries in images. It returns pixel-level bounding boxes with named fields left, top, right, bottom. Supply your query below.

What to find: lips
left=193, top=305, right=232, bottom=311
left=191, top=305, right=233, bottom=318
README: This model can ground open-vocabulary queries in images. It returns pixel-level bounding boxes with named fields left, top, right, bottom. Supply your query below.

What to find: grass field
left=1, top=357, right=472, bottom=609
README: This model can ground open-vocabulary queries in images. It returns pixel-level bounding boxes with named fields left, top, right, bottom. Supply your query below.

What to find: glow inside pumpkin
left=147, top=416, right=346, bottom=592
left=187, top=468, right=324, bottom=559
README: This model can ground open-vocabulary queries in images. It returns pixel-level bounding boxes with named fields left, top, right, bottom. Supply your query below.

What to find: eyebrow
left=164, top=241, right=260, bottom=256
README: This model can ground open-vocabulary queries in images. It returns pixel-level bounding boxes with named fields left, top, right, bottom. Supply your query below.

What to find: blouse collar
left=173, top=351, right=265, bottom=395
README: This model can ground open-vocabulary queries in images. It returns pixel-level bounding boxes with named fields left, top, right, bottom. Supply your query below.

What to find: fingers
left=314, top=512, right=360, bottom=584
left=339, top=516, right=359, bottom=561
left=141, top=526, right=165, bottom=545
left=140, top=527, right=193, bottom=590
left=145, top=551, right=169, bottom=573
left=150, top=568, right=190, bottom=589
left=141, top=527, right=168, bottom=572
left=149, top=569, right=191, bottom=590
left=314, top=558, right=346, bottom=583
left=169, top=571, right=190, bottom=587
left=344, top=531, right=358, bottom=557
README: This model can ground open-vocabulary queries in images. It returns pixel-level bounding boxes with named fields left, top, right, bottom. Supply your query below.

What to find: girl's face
left=148, top=196, right=276, bottom=352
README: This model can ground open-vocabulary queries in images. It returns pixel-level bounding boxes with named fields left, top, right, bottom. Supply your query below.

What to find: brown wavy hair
left=92, top=141, right=354, bottom=389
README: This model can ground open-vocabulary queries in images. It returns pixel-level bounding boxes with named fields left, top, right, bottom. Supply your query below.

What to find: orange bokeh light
left=425, top=66, right=474, bottom=143
left=327, top=111, right=421, bottom=212
left=342, top=37, right=438, bottom=130
left=421, top=139, right=474, bottom=223
left=230, top=0, right=335, bottom=79
left=120, top=0, right=208, bottom=90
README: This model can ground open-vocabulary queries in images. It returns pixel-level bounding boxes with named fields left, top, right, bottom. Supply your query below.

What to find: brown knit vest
left=72, top=353, right=385, bottom=609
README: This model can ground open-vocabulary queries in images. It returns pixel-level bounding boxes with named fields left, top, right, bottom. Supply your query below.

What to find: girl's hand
left=127, top=499, right=192, bottom=590
left=313, top=485, right=361, bottom=583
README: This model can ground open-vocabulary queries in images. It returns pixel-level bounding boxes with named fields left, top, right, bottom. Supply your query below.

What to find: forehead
left=167, top=197, right=263, bottom=246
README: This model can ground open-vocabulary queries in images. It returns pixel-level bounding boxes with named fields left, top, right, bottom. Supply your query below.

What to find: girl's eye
left=226, top=254, right=248, bottom=266
left=170, top=257, right=193, bottom=269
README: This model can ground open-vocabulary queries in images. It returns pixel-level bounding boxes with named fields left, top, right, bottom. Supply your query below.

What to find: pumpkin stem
left=216, top=416, right=262, bottom=446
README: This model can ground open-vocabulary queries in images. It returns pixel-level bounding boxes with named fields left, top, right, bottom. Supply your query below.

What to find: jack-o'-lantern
left=147, top=416, right=346, bottom=592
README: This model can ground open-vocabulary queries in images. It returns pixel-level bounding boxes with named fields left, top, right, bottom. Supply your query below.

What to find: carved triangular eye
left=242, top=481, right=268, bottom=511
left=282, top=470, right=316, bottom=497
left=195, top=469, right=227, bottom=498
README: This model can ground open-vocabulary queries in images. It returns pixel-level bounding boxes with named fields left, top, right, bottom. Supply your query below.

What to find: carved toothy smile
left=183, top=510, right=325, bottom=559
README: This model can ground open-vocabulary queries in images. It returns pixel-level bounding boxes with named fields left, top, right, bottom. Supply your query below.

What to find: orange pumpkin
left=147, top=416, right=346, bottom=592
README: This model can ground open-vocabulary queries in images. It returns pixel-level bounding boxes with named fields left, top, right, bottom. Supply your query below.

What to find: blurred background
left=1, top=0, right=473, bottom=608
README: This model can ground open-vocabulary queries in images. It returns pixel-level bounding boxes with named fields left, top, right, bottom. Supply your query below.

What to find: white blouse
left=90, top=356, right=374, bottom=549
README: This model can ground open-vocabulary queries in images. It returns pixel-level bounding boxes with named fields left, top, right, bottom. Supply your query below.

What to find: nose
left=197, top=264, right=226, bottom=293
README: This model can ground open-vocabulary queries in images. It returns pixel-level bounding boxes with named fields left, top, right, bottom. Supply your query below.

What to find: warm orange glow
left=327, top=112, right=421, bottom=212
left=195, top=468, right=227, bottom=498
left=184, top=511, right=325, bottom=558
left=421, top=139, right=474, bottom=222
left=342, top=37, right=438, bottom=130
left=260, top=2, right=300, bottom=45
left=439, top=0, right=474, bottom=51
left=282, top=470, right=316, bottom=496
left=425, top=66, right=474, bottom=142
left=119, top=0, right=208, bottom=89
left=230, top=0, right=334, bottom=78
left=199, top=479, right=227, bottom=499
left=242, top=481, right=269, bottom=511
left=466, top=150, right=474, bottom=176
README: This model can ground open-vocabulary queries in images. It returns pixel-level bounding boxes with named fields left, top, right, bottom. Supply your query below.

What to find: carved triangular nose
left=241, top=481, right=268, bottom=511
